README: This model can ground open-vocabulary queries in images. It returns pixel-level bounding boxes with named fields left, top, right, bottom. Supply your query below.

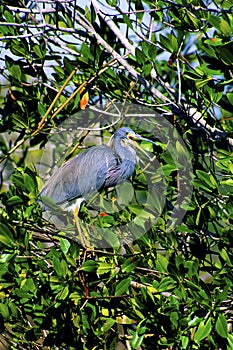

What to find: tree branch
left=73, top=10, right=177, bottom=108
left=91, top=0, right=135, bottom=55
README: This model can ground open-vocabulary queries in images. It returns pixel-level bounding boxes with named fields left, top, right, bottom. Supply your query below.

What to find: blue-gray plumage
left=40, top=127, right=155, bottom=211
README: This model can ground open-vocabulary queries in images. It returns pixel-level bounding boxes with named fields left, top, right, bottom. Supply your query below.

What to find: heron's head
left=112, top=127, right=156, bottom=145
left=109, top=127, right=157, bottom=159
left=112, top=127, right=145, bottom=142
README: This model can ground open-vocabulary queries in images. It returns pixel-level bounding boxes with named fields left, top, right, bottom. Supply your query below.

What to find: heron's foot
left=84, top=244, right=95, bottom=252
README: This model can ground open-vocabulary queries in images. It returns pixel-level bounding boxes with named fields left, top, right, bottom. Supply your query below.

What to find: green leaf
left=143, top=62, right=152, bottom=77
left=135, top=48, right=146, bottom=64
left=24, top=173, right=37, bottom=192
left=97, top=262, right=114, bottom=275
left=6, top=195, right=24, bottom=206
left=148, top=45, right=157, bottom=61
left=100, top=228, right=120, bottom=248
left=208, top=15, right=221, bottom=31
left=39, top=195, right=62, bottom=210
left=0, top=303, right=9, bottom=318
left=220, top=179, right=233, bottom=186
left=0, top=223, right=14, bottom=247
left=10, top=40, right=28, bottom=57
left=60, top=238, right=70, bottom=255
left=170, top=311, right=179, bottom=326
left=57, top=285, right=69, bottom=300
left=195, top=206, right=201, bottom=226
left=157, top=277, right=176, bottom=292
left=33, top=44, right=44, bottom=59
left=227, top=93, right=233, bottom=105
left=228, top=334, right=233, bottom=349
left=156, top=254, right=168, bottom=273
left=69, top=291, right=81, bottom=303
left=38, top=102, right=47, bottom=116
left=12, top=114, right=28, bottom=129
left=0, top=24, right=13, bottom=35
left=131, top=321, right=146, bottom=349
left=220, top=48, right=233, bottom=65
left=53, top=257, right=68, bottom=277
left=219, top=249, right=233, bottom=267
left=115, top=278, right=131, bottom=296
left=106, top=0, right=118, bottom=5
left=72, top=92, right=81, bottom=110
left=219, top=77, right=233, bottom=86
left=196, top=170, right=217, bottom=189
left=121, top=258, right=138, bottom=273
left=219, top=19, right=231, bottom=36
left=9, top=64, right=21, bottom=81
left=194, top=318, right=212, bottom=343
left=196, top=77, right=213, bottom=88
left=160, top=34, right=172, bottom=52
left=4, top=10, right=15, bottom=22
left=53, top=65, right=65, bottom=78
left=216, top=314, right=228, bottom=338
left=101, top=318, right=115, bottom=332
left=176, top=140, right=189, bottom=158
left=204, top=38, right=223, bottom=46
left=8, top=301, right=18, bottom=318
left=187, top=281, right=210, bottom=304
left=81, top=42, right=94, bottom=61
left=131, top=331, right=144, bottom=349
left=170, top=33, right=178, bottom=52
left=58, top=20, right=68, bottom=29
left=128, top=204, right=143, bottom=216
left=188, top=316, right=203, bottom=327
left=141, top=42, right=150, bottom=57
left=122, top=14, right=133, bottom=29
left=81, top=260, right=98, bottom=272
left=116, top=181, right=134, bottom=205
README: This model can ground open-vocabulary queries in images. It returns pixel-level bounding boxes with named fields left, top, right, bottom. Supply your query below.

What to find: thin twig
left=36, top=66, right=79, bottom=131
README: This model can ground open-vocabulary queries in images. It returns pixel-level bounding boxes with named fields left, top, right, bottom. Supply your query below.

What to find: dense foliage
left=0, top=0, right=233, bottom=349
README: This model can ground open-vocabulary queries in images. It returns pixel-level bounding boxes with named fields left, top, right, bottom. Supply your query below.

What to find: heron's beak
left=127, top=132, right=157, bottom=145
left=127, top=132, right=157, bottom=160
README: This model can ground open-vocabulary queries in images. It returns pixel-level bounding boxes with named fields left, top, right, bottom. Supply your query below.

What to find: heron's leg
left=73, top=205, right=93, bottom=250
left=73, top=205, right=86, bottom=248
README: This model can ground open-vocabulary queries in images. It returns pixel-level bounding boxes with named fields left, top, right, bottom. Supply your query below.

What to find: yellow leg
left=73, top=205, right=93, bottom=250
left=73, top=205, right=86, bottom=248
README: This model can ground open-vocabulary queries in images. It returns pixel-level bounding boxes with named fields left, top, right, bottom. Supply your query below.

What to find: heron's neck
left=104, top=140, right=137, bottom=187
left=120, top=158, right=135, bottom=179
left=105, top=157, right=135, bottom=188
left=113, top=141, right=136, bottom=178
left=113, top=140, right=136, bottom=164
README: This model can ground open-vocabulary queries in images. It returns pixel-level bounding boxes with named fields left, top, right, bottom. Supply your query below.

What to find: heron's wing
left=40, top=145, right=118, bottom=206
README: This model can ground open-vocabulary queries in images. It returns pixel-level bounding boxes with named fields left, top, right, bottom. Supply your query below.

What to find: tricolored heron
left=39, top=127, right=156, bottom=246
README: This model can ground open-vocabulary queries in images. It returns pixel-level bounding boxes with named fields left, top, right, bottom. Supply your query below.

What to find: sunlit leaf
left=81, top=260, right=98, bottom=272
left=115, top=278, right=131, bottom=296
left=194, top=318, right=212, bottom=343
left=60, top=238, right=71, bottom=255
left=216, top=314, right=228, bottom=338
